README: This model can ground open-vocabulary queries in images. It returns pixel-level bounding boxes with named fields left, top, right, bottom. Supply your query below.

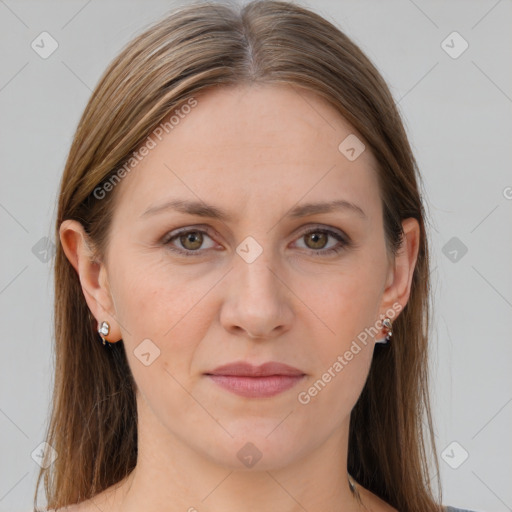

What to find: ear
left=379, top=217, right=420, bottom=318
left=59, top=219, right=122, bottom=343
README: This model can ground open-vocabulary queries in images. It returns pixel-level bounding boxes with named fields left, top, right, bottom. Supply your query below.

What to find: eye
left=292, top=227, right=349, bottom=256
left=163, top=225, right=350, bottom=258
left=163, top=228, right=217, bottom=256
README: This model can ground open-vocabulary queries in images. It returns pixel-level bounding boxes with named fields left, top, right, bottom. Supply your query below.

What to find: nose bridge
left=234, top=236, right=282, bottom=302
left=221, top=235, right=292, bottom=338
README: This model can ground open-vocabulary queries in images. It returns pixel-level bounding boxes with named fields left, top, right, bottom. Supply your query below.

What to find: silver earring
left=98, top=321, right=110, bottom=345
left=376, top=317, right=393, bottom=344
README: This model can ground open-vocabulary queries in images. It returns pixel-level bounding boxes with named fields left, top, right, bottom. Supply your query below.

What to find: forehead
left=113, top=83, right=381, bottom=223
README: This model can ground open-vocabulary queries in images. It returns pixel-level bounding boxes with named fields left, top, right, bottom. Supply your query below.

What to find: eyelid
left=290, top=226, right=350, bottom=255
left=161, top=224, right=218, bottom=244
left=162, top=223, right=351, bottom=256
left=295, top=224, right=348, bottom=242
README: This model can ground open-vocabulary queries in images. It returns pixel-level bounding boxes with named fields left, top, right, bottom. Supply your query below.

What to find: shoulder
left=40, top=505, right=88, bottom=512
left=38, top=508, right=79, bottom=512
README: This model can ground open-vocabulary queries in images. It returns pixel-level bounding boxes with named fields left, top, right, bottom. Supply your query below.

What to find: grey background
left=1, top=0, right=511, bottom=511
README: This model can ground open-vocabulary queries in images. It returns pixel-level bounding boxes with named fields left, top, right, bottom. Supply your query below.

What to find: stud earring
left=383, top=317, right=393, bottom=342
left=98, top=321, right=110, bottom=345
left=376, top=317, right=393, bottom=344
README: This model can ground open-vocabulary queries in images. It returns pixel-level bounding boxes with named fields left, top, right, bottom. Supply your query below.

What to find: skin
left=60, top=83, right=419, bottom=512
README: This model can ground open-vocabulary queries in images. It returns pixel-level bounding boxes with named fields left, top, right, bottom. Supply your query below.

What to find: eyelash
left=162, top=225, right=351, bottom=258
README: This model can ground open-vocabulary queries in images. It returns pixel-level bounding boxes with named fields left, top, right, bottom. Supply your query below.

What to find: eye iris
left=305, top=232, right=327, bottom=250
left=180, top=231, right=203, bottom=250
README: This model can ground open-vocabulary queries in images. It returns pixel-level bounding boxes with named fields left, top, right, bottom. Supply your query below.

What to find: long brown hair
left=35, top=1, right=443, bottom=510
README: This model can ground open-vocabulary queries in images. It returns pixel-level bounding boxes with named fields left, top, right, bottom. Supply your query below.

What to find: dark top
left=445, top=507, right=479, bottom=512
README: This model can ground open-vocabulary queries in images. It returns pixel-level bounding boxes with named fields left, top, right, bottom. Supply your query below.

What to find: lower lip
left=207, top=374, right=305, bottom=398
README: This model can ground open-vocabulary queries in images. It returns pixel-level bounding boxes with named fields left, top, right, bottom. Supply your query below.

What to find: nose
left=219, top=250, right=294, bottom=340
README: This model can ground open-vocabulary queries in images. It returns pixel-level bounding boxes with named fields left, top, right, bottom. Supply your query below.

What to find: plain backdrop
left=0, top=1, right=511, bottom=511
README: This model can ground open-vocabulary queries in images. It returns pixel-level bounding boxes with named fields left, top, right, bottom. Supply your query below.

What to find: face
left=64, top=83, right=415, bottom=471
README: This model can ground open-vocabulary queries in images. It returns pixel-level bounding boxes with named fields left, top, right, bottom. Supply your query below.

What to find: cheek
left=298, top=337, right=374, bottom=425
left=298, top=261, right=383, bottom=408
left=116, top=269, right=205, bottom=419
left=310, top=269, right=384, bottom=354
left=111, top=252, right=206, bottom=338
left=111, top=255, right=219, bottom=382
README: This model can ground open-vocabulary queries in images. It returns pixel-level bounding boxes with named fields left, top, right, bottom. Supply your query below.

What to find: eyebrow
left=140, top=198, right=367, bottom=221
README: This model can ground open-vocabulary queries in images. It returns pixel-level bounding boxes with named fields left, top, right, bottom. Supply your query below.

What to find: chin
left=197, top=420, right=311, bottom=471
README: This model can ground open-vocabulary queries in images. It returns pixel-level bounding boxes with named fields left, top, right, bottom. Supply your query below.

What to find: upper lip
left=206, top=361, right=305, bottom=377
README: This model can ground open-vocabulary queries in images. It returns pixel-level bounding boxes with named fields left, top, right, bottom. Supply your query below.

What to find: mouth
left=204, top=361, right=306, bottom=398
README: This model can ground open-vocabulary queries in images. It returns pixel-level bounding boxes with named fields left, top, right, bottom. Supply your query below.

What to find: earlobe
left=59, top=220, right=122, bottom=343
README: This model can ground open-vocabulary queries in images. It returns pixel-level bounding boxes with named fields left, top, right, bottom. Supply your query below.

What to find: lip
left=205, top=361, right=306, bottom=398
left=208, top=361, right=305, bottom=377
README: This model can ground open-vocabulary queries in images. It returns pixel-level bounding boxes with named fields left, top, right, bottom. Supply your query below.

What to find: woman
left=34, top=1, right=477, bottom=511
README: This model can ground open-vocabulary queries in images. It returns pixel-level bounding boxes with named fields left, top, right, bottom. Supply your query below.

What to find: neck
left=105, top=396, right=363, bottom=512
